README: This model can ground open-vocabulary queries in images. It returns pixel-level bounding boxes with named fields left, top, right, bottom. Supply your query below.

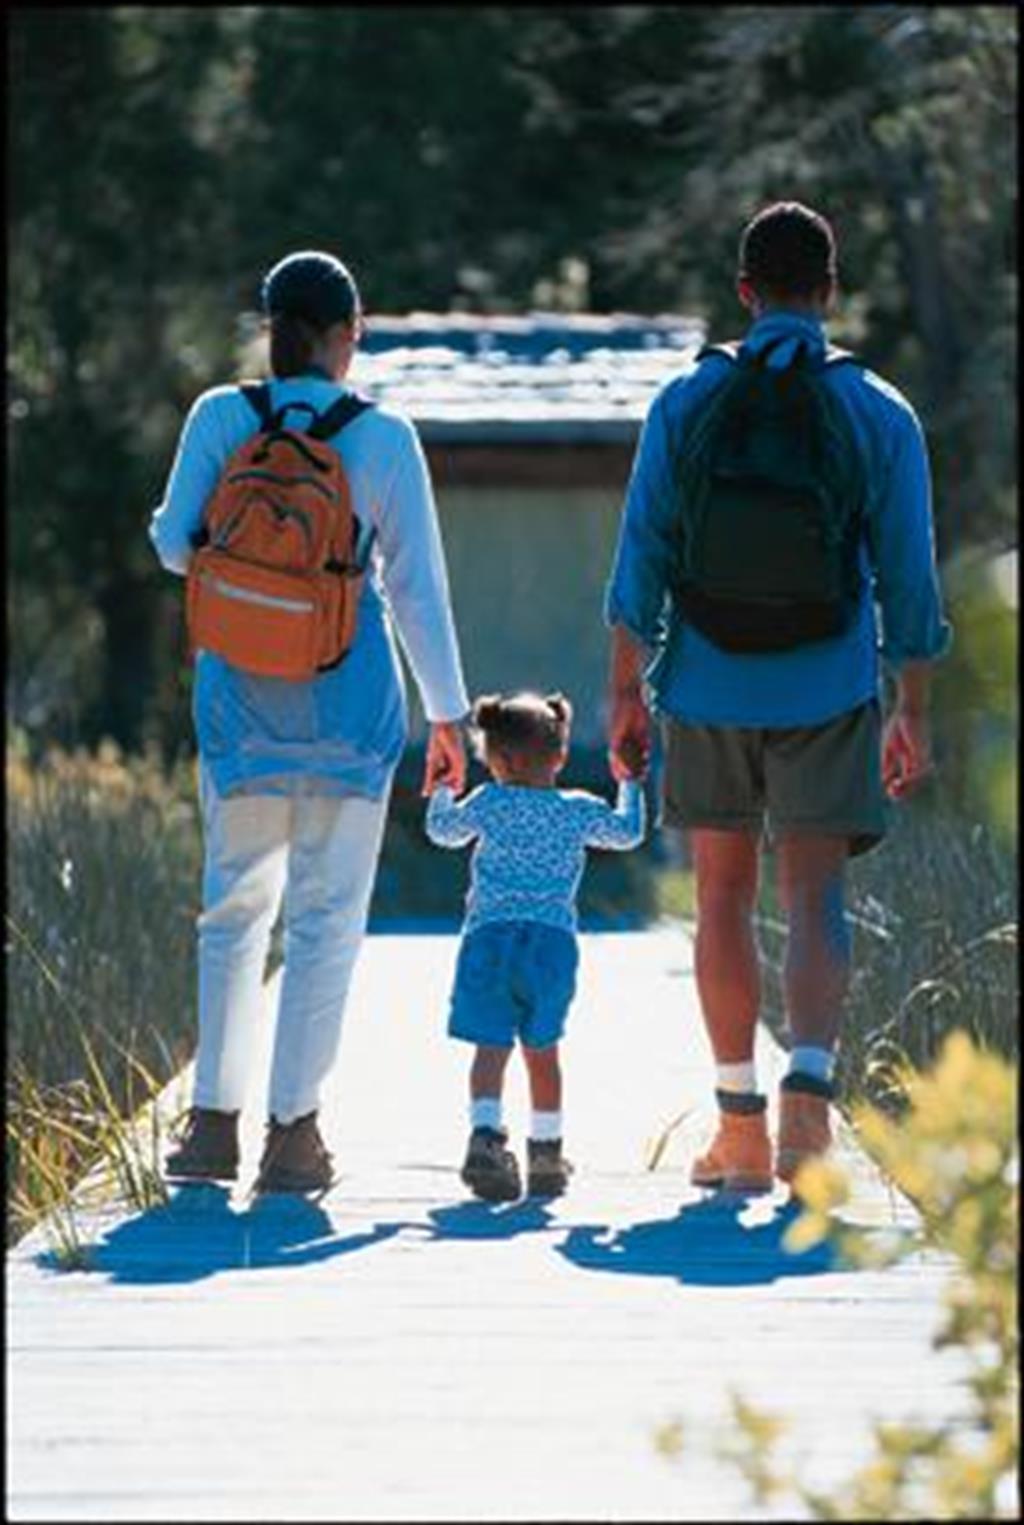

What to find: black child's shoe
left=165, top=1107, right=240, bottom=1183
left=526, top=1137, right=573, bottom=1198
left=460, top=1126, right=522, bottom=1202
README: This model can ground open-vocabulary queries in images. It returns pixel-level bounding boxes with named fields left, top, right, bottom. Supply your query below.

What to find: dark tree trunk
left=89, top=576, right=159, bottom=751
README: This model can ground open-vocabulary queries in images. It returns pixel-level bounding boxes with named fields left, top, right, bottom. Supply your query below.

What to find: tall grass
left=757, top=782, right=1017, bottom=1108
left=6, top=737, right=201, bottom=1245
left=652, top=782, right=1017, bottom=1110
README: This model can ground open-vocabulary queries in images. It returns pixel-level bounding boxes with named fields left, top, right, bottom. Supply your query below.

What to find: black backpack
left=671, top=335, right=868, bottom=653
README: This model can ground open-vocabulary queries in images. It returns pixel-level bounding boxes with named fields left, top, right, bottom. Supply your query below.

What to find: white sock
left=716, top=1060, right=758, bottom=1094
left=530, top=1110, right=563, bottom=1142
left=788, top=1045, right=836, bottom=1083
left=471, top=1097, right=503, bottom=1132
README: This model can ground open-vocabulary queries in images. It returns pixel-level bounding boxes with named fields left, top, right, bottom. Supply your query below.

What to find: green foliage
left=783, top=1034, right=1018, bottom=1519
left=658, top=1034, right=1019, bottom=1519
left=932, top=546, right=1018, bottom=843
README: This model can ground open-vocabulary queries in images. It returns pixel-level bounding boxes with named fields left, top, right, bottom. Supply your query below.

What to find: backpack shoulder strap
left=823, top=345, right=862, bottom=368
left=696, top=340, right=742, bottom=365
left=699, top=338, right=860, bottom=371
left=308, top=391, right=376, bottom=442
left=239, top=381, right=274, bottom=430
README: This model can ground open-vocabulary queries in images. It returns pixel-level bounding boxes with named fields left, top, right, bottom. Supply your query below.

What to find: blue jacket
left=605, top=311, right=953, bottom=727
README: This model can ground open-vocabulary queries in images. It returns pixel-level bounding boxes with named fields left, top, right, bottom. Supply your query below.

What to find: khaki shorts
left=661, top=700, right=886, bottom=857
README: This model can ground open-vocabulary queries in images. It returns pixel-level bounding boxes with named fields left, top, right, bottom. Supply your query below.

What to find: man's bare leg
left=776, top=833, right=851, bottom=1055
left=691, top=828, right=761, bottom=1064
left=774, top=832, right=851, bottom=1182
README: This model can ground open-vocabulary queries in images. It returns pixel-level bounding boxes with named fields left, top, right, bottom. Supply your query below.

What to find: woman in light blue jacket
left=150, top=251, right=469, bottom=1192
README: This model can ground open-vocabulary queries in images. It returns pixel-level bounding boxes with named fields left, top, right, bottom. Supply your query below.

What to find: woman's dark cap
left=261, top=251, right=360, bottom=330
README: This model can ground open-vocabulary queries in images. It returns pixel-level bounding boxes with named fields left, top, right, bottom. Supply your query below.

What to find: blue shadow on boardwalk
left=558, top=1194, right=839, bottom=1287
left=36, top=1188, right=405, bottom=1285
left=425, top=1199, right=558, bottom=1241
left=34, top=1188, right=847, bottom=1289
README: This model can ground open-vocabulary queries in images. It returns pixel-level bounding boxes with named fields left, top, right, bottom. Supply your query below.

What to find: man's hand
left=881, top=704, right=932, bottom=799
left=609, top=687, right=652, bottom=781
left=422, top=720, right=467, bottom=796
left=607, top=625, right=652, bottom=780
left=882, top=661, right=934, bottom=799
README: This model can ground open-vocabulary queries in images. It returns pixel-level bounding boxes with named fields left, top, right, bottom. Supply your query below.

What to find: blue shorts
left=447, top=921, right=579, bottom=1050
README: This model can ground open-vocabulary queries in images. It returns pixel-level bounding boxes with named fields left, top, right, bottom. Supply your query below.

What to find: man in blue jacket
left=605, top=201, right=952, bottom=1192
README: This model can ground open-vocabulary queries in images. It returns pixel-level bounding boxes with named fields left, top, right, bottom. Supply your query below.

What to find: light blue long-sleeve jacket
left=605, top=311, right=953, bottom=727
left=149, top=372, right=470, bottom=799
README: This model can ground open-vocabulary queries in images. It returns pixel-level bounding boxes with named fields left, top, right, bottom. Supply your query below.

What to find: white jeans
left=194, top=767, right=390, bottom=1123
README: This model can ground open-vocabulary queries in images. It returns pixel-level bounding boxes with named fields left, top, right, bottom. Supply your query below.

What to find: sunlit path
left=7, top=930, right=961, bottom=1522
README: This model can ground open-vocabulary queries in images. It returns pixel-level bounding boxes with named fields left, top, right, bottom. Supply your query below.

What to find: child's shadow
left=38, top=1186, right=405, bottom=1285
left=424, top=1198, right=557, bottom=1242
left=559, top=1193, right=840, bottom=1287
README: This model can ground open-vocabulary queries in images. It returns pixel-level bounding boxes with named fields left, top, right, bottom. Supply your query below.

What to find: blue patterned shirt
left=426, top=780, right=646, bottom=933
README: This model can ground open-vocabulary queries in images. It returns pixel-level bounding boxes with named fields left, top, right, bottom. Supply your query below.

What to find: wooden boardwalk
left=7, top=929, right=965, bottom=1522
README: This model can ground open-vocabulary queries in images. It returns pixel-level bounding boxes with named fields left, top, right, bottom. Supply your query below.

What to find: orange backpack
left=186, top=384, right=375, bottom=679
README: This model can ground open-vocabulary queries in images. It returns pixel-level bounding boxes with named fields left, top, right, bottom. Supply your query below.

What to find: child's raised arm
left=425, top=784, right=486, bottom=849
left=579, top=778, right=646, bottom=850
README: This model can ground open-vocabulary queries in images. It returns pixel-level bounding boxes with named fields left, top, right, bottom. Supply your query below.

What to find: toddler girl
left=425, top=690, right=645, bottom=1201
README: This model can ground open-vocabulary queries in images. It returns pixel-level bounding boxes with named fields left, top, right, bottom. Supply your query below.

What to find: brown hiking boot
left=776, top=1078, right=833, bottom=1187
left=165, top=1107, right=240, bottom=1182
left=690, top=1094, right=773, bottom=1193
left=254, top=1110, right=335, bottom=1195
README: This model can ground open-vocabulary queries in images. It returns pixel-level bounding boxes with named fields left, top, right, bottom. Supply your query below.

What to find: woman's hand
left=422, top=720, right=467, bottom=796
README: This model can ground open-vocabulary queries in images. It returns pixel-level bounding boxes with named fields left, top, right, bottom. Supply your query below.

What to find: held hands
left=608, top=686, right=651, bottom=782
left=422, top=720, right=467, bottom=797
left=881, top=703, right=932, bottom=799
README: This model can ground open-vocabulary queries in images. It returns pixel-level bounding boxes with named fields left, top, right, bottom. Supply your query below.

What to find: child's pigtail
left=544, top=692, right=573, bottom=733
left=472, top=694, right=505, bottom=734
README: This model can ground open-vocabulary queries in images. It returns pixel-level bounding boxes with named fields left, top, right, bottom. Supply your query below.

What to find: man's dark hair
left=739, top=202, right=837, bottom=299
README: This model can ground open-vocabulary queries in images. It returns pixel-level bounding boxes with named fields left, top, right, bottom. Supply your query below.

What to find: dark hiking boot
left=526, top=1137, right=573, bottom=1198
left=460, top=1126, right=522, bottom=1203
left=165, top=1107, right=240, bottom=1183
left=254, top=1110, right=335, bottom=1195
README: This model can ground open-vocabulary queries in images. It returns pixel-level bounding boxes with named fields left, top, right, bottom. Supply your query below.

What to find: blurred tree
left=591, top=5, right=1017, bottom=557
left=9, top=8, right=242, bottom=751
